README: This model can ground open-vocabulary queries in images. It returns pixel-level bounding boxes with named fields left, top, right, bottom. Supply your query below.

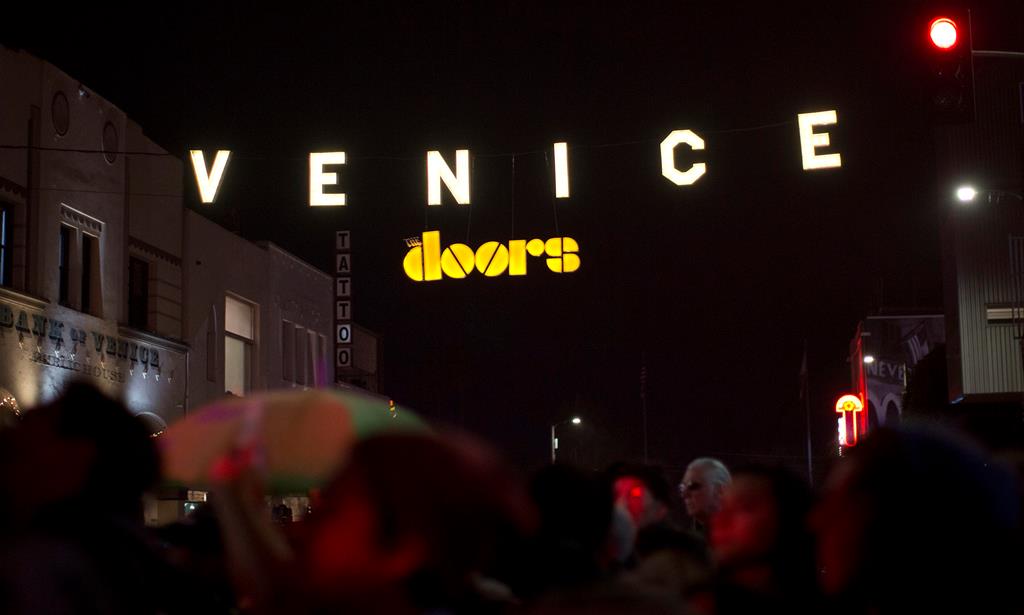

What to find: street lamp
left=956, top=185, right=978, bottom=203
left=954, top=184, right=1022, bottom=204
left=550, top=416, right=582, bottom=463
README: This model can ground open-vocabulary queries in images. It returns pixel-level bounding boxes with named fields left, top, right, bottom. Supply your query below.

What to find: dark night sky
left=9, top=1, right=1024, bottom=474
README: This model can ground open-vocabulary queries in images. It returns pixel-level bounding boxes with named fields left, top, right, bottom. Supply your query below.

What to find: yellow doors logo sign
left=403, top=231, right=580, bottom=281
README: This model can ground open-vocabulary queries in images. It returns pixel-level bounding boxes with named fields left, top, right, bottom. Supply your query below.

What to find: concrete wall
left=264, top=243, right=334, bottom=389
left=184, top=210, right=268, bottom=406
left=184, top=213, right=334, bottom=410
left=125, top=121, right=185, bottom=340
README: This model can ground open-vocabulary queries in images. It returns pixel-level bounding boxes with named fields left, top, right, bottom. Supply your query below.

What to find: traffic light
left=923, top=11, right=975, bottom=124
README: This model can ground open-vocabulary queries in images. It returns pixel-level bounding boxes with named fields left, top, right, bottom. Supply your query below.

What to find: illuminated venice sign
left=188, top=109, right=842, bottom=206
left=187, top=109, right=841, bottom=281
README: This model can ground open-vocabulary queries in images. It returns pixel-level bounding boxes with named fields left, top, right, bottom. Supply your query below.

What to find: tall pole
left=801, top=340, right=814, bottom=487
left=641, top=352, right=648, bottom=464
left=550, top=424, right=557, bottom=463
left=804, top=386, right=813, bottom=487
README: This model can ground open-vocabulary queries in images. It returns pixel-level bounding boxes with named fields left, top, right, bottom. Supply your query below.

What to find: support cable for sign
left=543, top=150, right=561, bottom=237
left=465, top=153, right=476, bottom=243
left=3, top=115, right=812, bottom=202
left=510, top=154, right=516, bottom=239
left=0, top=117, right=800, bottom=161
left=464, top=190, right=473, bottom=244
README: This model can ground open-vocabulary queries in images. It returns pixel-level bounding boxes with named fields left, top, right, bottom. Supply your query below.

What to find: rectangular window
left=295, top=326, right=307, bottom=386
left=206, top=329, right=217, bottom=382
left=57, top=206, right=105, bottom=315
left=0, top=206, right=10, bottom=287
left=81, top=234, right=95, bottom=314
left=307, top=329, right=318, bottom=386
left=318, top=334, right=327, bottom=384
left=226, top=295, right=255, bottom=339
left=59, top=225, right=72, bottom=305
left=224, top=336, right=251, bottom=396
left=282, top=321, right=295, bottom=382
left=128, top=257, right=150, bottom=329
left=224, top=296, right=255, bottom=395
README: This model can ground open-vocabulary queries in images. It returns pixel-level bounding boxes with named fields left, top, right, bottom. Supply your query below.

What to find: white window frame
left=58, top=204, right=104, bottom=316
left=224, top=294, right=257, bottom=395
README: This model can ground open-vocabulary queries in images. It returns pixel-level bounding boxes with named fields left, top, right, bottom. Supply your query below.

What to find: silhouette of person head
left=680, top=458, right=731, bottom=527
left=811, top=426, right=1021, bottom=614
left=0, top=381, right=159, bottom=526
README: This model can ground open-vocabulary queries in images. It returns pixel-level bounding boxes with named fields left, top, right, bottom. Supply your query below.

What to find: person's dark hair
left=607, top=462, right=673, bottom=507
left=315, top=432, right=535, bottom=608
left=841, top=426, right=1021, bottom=614
left=727, top=464, right=815, bottom=594
left=634, top=524, right=708, bottom=564
left=48, top=381, right=159, bottom=508
left=504, top=464, right=614, bottom=598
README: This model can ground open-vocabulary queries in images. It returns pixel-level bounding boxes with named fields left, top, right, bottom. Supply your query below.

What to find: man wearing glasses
left=678, top=458, right=731, bottom=536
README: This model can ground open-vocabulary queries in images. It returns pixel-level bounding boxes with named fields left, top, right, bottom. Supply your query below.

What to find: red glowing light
left=929, top=17, right=958, bottom=50
left=630, top=486, right=644, bottom=499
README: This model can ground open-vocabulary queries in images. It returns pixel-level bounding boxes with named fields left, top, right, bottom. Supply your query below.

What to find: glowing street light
left=956, top=185, right=978, bottom=202
left=953, top=185, right=1022, bottom=205
left=863, top=355, right=876, bottom=364
left=551, top=416, right=583, bottom=463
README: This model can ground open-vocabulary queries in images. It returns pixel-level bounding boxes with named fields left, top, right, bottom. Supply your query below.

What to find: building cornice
left=129, top=237, right=182, bottom=267
left=117, top=324, right=189, bottom=353
left=60, top=203, right=104, bottom=234
left=0, top=286, right=48, bottom=310
left=0, top=176, right=27, bottom=203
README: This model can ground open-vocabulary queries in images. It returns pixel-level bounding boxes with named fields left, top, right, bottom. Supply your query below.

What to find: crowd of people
left=0, top=382, right=1022, bottom=614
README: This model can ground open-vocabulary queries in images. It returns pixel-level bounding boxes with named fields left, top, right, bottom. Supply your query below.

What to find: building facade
left=848, top=313, right=945, bottom=445
left=1, top=47, right=340, bottom=521
left=0, top=47, right=188, bottom=431
left=184, top=210, right=335, bottom=404
left=938, top=54, right=1024, bottom=403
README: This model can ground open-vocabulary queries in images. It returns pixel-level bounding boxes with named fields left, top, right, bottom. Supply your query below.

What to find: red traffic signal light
left=929, top=17, right=959, bottom=50
left=921, top=12, right=974, bottom=124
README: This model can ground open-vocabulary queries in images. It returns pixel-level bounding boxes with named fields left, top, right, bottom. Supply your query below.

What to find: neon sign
left=403, top=231, right=580, bottom=282
left=835, top=394, right=864, bottom=447
left=187, top=109, right=841, bottom=208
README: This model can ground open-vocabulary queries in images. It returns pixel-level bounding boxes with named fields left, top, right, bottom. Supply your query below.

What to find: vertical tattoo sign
left=335, top=231, right=352, bottom=377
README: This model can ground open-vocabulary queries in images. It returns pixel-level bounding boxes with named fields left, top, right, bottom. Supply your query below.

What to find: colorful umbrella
left=158, top=388, right=425, bottom=492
